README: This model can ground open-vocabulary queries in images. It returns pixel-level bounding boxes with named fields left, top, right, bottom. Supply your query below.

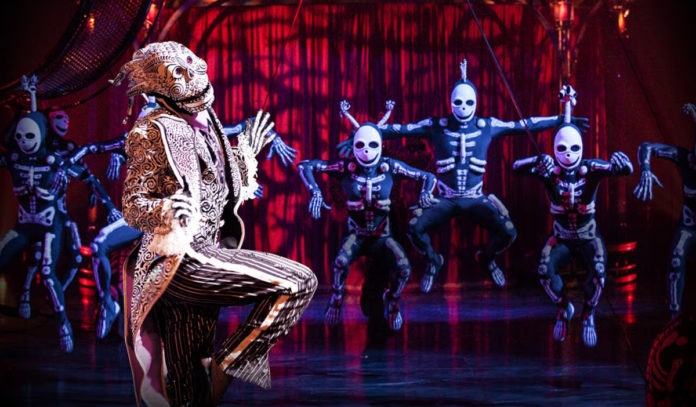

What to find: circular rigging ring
left=0, top=0, right=164, bottom=109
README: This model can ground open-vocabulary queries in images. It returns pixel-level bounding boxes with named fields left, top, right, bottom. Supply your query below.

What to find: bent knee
left=289, top=263, right=318, bottom=295
left=333, top=254, right=350, bottom=269
left=408, top=220, right=426, bottom=237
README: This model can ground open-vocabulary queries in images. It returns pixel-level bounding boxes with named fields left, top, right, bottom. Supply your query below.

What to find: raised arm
left=389, top=158, right=438, bottom=208
left=68, top=136, right=126, bottom=164
left=336, top=118, right=434, bottom=157
left=489, top=115, right=589, bottom=140
left=224, top=117, right=296, bottom=166
left=634, top=142, right=686, bottom=201
left=637, top=142, right=686, bottom=169
left=66, top=135, right=127, bottom=180
left=512, top=154, right=555, bottom=178
left=296, top=159, right=346, bottom=219
left=68, top=163, right=121, bottom=222
left=585, top=152, right=633, bottom=180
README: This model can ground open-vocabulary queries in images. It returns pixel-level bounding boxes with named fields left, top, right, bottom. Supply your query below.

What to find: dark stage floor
left=0, top=277, right=667, bottom=406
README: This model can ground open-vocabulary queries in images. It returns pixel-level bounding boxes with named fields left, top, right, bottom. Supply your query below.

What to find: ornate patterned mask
left=111, top=41, right=213, bottom=114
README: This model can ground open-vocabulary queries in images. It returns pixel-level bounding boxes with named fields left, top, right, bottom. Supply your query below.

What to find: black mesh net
left=1, top=0, right=162, bottom=105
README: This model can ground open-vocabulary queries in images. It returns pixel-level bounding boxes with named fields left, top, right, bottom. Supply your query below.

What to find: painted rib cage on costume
left=298, top=100, right=437, bottom=331
left=512, top=85, right=633, bottom=347
left=634, top=102, right=696, bottom=317
left=0, top=110, right=76, bottom=353
left=337, top=60, right=588, bottom=292
left=114, top=41, right=316, bottom=407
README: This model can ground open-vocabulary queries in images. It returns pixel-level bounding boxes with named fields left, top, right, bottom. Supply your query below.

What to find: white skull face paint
left=15, top=117, right=42, bottom=155
left=353, top=125, right=382, bottom=167
left=451, top=83, right=477, bottom=122
left=554, top=125, right=583, bottom=170
left=49, top=110, right=69, bottom=137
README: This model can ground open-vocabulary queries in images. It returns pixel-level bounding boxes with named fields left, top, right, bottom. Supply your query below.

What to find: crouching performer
left=113, top=41, right=317, bottom=406
left=512, top=85, right=633, bottom=347
left=298, top=100, right=437, bottom=331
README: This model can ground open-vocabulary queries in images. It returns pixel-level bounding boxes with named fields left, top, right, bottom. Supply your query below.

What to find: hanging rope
left=464, top=0, right=542, bottom=156
left=261, top=0, right=306, bottom=110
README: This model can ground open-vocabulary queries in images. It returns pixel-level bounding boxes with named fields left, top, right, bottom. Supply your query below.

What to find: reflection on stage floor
left=0, top=277, right=664, bottom=406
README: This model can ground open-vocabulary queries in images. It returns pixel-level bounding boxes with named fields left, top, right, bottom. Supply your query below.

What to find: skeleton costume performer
left=47, top=109, right=122, bottom=311
left=337, top=60, right=590, bottom=292
left=512, top=85, right=633, bottom=347
left=60, top=101, right=159, bottom=339
left=14, top=76, right=118, bottom=320
left=0, top=111, right=76, bottom=353
left=299, top=100, right=437, bottom=331
left=112, top=42, right=316, bottom=406
left=634, top=103, right=696, bottom=317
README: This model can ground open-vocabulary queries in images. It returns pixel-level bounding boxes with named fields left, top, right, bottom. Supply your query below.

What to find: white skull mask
left=451, top=82, right=477, bottom=122
left=554, top=125, right=583, bottom=170
left=353, top=125, right=382, bottom=167
left=49, top=110, right=69, bottom=137
left=15, top=117, right=42, bottom=155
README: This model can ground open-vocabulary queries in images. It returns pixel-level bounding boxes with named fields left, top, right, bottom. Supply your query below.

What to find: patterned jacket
left=121, top=107, right=256, bottom=405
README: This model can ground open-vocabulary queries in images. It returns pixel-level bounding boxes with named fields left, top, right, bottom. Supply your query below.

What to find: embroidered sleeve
left=122, top=122, right=181, bottom=234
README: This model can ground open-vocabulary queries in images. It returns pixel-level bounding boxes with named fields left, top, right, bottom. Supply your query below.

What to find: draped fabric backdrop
left=6, top=2, right=680, bottom=290
left=148, top=2, right=624, bottom=289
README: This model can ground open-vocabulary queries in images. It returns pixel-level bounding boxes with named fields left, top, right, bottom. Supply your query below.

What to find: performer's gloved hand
left=246, top=110, right=276, bottom=157
left=683, top=103, right=696, bottom=123
left=633, top=170, right=663, bottom=201
left=107, top=153, right=125, bottom=181
left=254, top=184, right=264, bottom=199
left=536, top=154, right=555, bottom=177
left=308, top=191, right=331, bottom=219
left=336, top=137, right=354, bottom=158
left=49, top=168, right=69, bottom=195
left=267, top=135, right=298, bottom=166
left=419, top=191, right=439, bottom=208
left=570, top=116, right=590, bottom=133
left=107, top=209, right=123, bottom=223
left=170, top=189, right=199, bottom=228
left=610, top=151, right=633, bottom=174
left=336, top=99, right=355, bottom=158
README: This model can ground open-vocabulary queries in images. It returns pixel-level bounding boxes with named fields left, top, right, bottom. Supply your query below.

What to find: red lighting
left=553, top=0, right=573, bottom=26
left=555, top=3, right=568, bottom=21
left=617, top=10, right=629, bottom=35
left=146, top=3, right=159, bottom=26
left=80, top=245, right=92, bottom=256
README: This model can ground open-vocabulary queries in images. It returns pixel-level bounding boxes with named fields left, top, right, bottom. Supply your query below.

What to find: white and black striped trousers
left=155, top=245, right=317, bottom=405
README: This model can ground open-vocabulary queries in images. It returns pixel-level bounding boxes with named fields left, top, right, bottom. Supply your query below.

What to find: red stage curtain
left=46, top=2, right=644, bottom=290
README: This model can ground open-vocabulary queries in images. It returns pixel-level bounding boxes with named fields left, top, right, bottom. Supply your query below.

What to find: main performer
left=112, top=41, right=317, bottom=406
